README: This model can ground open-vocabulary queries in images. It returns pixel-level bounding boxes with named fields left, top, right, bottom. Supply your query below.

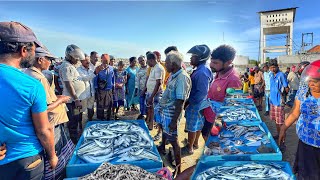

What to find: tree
left=266, top=57, right=270, bottom=62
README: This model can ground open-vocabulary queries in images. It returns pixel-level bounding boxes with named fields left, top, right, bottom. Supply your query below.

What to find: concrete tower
left=258, top=7, right=297, bottom=64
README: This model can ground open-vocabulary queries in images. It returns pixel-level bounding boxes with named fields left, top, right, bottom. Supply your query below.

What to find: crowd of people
left=0, top=21, right=319, bottom=180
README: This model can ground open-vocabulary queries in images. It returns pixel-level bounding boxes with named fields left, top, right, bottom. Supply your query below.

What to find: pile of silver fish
left=195, top=163, right=291, bottom=180
left=77, top=121, right=159, bottom=163
left=79, top=162, right=165, bottom=180
left=224, top=99, right=254, bottom=107
left=204, top=124, right=273, bottom=156
left=219, top=108, right=258, bottom=121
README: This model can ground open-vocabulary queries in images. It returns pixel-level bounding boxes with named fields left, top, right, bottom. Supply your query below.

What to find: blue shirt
left=188, top=64, right=213, bottom=104
left=263, top=71, right=271, bottom=91
left=269, top=71, right=288, bottom=106
left=295, top=86, right=320, bottom=148
left=94, top=65, right=115, bottom=91
left=0, top=64, right=47, bottom=165
left=156, top=69, right=191, bottom=134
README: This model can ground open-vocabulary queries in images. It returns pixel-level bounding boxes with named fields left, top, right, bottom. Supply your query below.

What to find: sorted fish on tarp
left=79, top=162, right=165, bottom=180
left=219, top=108, right=258, bottom=122
left=224, top=99, right=254, bottom=107
left=77, top=121, right=159, bottom=163
left=205, top=124, right=274, bottom=156
left=195, top=163, right=291, bottom=180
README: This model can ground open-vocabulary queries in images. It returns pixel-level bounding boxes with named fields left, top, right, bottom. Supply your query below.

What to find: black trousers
left=0, top=153, right=44, bottom=180
left=96, top=90, right=113, bottom=120
left=66, top=102, right=81, bottom=144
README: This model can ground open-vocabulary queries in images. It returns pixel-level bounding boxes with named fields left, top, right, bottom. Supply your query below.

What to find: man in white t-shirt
left=59, top=44, right=86, bottom=143
left=146, top=52, right=165, bottom=133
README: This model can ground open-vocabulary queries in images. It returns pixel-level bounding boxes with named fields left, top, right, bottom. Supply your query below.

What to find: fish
left=195, top=163, right=291, bottom=180
left=77, top=121, right=158, bottom=164
left=219, top=108, right=258, bottom=122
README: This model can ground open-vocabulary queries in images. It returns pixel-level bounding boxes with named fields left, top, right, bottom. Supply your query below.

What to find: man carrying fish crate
left=0, top=21, right=57, bottom=179
left=155, top=51, right=191, bottom=176
left=201, top=45, right=242, bottom=141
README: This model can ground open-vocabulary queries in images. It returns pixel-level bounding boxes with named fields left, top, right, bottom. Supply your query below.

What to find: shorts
left=113, top=100, right=125, bottom=108
left=270, top=104, right=285, bottom=124
left=201, top=120, right=214, bottom=138
left=294, top=140, right=320, bottom=179
left=254, top=84, right=264, bottom=98
left=81, top=96, right=95, bottom=112
left=163, top=132, right=178, bottom=142
left=185, top=104, right=205, bottom=132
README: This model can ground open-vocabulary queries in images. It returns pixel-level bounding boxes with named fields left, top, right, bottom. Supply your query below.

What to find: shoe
left=193, top=144, right=199, bottom=150
left=264, top=111, right=269, bottom=116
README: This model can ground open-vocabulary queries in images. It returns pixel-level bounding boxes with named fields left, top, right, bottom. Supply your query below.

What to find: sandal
left=193, top=144, right=199, bottom=150
left=181, top=146, right=194, bottom=155
left=153, top=133, right=161, bottom=141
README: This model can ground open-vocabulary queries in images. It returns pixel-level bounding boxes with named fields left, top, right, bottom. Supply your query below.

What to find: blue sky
left=1, top=0, right=320, bottom=62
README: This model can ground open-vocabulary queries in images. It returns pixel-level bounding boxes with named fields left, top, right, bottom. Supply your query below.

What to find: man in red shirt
left=202, top=45, right=242, bottom=141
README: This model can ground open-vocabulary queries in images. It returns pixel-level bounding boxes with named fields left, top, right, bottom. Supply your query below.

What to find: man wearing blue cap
left=0, top=21, right=57, bottom=179
left=25, top=46, right=73, bottom=179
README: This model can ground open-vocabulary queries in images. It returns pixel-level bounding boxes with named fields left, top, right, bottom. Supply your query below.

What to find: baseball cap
left=35, top=46, right=56, bottom=60
left=0, top=21, right=42, bottom=47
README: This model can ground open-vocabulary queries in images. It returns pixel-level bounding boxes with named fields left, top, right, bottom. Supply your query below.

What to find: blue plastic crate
left=64, top=167, right=162, bottom=180
left=66, top=120, right=163, bottom=178
left=201, top=122, right=282, bottom=162
left=218, top=106, right=262, bottom=123
left=191, top=161, right=295, bottom=180
left=222, top=98, right=255, bottom=108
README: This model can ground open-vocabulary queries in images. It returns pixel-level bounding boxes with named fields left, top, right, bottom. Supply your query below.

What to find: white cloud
left=31, top=27, right=147, bottom=58
left=212, top=19, right=231, bottom=23
left=243, top=26, right=260, bottom=38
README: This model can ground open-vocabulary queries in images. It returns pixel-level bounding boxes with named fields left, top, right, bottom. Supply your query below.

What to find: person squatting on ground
left=77, top=54, right=96, bottom=123
left=25, top=46, right=74, bottom=180
left=155, top=51, right=191, bottom=176
left=268, top=59, right=289, bottom=139
left=278, top=60, right=320, bottom=179
left=202, top=45, right=242, bottom=142
left=135, top=55, right=148, bottom=120
left=183, top=44, right=213, bottom=155
left=59, top=44, right=86, bottom=144
left=146, top=52, right=165, bottom=133
left=94, top=54, right=115, bottom=120
left=0, top=21, right=57, bottom=180
left=113, top=61, right=127, bottom=119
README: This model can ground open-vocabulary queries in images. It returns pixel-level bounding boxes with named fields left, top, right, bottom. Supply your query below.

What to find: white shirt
left=147, top=63, right=165, bottom=93
left=77, top=66, right=96, bottom=99
left=89, top=62, right=101, bottom=72
left=59, top=61, right=86, bottom=101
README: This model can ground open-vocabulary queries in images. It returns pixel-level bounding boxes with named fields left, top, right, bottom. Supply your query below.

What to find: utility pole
left=301, top=33, right=314, bottom=53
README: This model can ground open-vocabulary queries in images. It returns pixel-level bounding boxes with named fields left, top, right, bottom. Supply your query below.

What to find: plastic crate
left=66, top=120, right=163, bottom=178
left=218, top=106, right=262, bottom=123
left=222, top=98, right=255, bottom=108
left=64, top=167, right=162, bottom=180
left=191, top=161, right=295, bottom=180
left=201, top=122, right=282, bottom=162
